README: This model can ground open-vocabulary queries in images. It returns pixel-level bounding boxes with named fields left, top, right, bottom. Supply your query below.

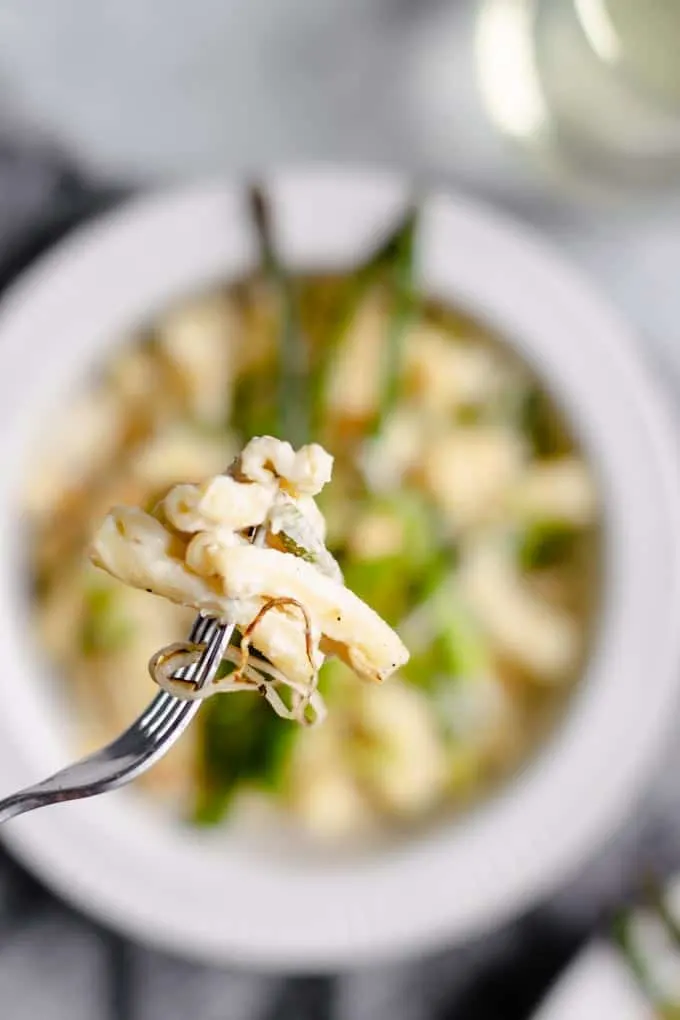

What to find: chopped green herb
left=277, top=531, right=316, bottom=564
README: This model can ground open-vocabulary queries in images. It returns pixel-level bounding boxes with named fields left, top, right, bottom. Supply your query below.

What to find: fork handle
left=0, top=789, right=58, bottom=824
left=0, top=750, right=144, bottom=825
left=0, top=617, right=232, bottom=825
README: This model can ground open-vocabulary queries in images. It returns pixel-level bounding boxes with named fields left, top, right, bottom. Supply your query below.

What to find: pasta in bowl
left=0, top=169, right=677, bottom=967
left=27, top=191, right=599, bottom=843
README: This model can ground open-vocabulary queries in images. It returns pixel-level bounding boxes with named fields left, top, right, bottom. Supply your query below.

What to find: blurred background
left=2, top=1, right=680, bottom=1018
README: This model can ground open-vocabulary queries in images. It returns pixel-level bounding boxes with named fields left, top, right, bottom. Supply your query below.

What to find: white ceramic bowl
left=0, top=168, right=678, bottom=970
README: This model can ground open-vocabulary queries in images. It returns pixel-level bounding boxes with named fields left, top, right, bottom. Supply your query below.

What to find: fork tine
left=142, top=622, right=234, bottom=741
left=192, top=623, right=234, bottom=690
left=141, top=694, right=186, bottom=737
left=138, top=691, right=176, bottom=728
left=151, top=699, right=197, bottom=744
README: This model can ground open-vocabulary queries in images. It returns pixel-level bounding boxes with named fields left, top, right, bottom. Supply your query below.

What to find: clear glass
left=476, top=0, right=680, bottom=190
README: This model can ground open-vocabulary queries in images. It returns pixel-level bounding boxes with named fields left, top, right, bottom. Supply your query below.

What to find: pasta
left=91, top=437, right=409, bottom=724
left=26, top=212, right=600, bottom=841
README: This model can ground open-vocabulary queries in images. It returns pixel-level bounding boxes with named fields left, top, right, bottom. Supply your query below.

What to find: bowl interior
left=0, top=169, right=678, bottom=968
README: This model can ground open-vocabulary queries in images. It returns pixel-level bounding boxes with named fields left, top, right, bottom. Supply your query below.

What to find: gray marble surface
left=1, top=3, right=680, bottom=1018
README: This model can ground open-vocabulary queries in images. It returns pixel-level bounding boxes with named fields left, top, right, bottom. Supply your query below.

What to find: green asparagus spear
left=248, top=185, right=309, bottom=446
left=193, top=687, right=296, bottom=826
left=372, top=208, right=418, bottom=438
left=308, top=205, right=419, bottom=435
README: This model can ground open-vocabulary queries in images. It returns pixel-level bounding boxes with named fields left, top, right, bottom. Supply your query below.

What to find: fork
left=0, top=612, right=233, bottom=824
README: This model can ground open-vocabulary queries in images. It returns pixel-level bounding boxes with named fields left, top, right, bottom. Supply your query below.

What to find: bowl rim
left=0, top=166, right=679, bottom=969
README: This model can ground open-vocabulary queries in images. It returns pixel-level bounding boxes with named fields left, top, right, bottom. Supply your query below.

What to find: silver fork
left=0, top=612, right=233, bottom=824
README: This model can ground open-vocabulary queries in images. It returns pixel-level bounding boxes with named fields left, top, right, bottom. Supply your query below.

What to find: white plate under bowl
left=0, top=168, right=678, bottom=970
left=532, top=942, right=650, bottom=1020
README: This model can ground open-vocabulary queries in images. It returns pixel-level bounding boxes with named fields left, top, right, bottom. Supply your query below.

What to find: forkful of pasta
left=0, top=436, right=408, bottom=823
